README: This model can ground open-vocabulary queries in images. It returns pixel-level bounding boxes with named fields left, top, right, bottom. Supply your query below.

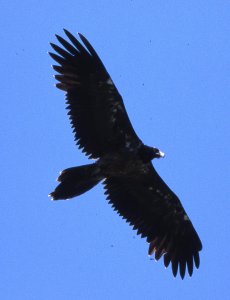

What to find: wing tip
left=77, top=32, right=84, bottom=40
left=149, top=241, right=201, bottom=279
left=63, top=28, right=69, bottom=35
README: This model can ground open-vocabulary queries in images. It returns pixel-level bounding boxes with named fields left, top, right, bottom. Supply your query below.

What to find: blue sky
left=1, top=1, right=229, bottom=299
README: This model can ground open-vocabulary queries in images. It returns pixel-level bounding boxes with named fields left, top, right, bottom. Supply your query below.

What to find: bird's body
left=49, top=30, right=202, bottom=279
left=98, top=144, right=162, bottom=177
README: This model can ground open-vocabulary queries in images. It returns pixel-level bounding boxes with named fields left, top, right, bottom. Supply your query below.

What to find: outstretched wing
left=49, top=30, right=142, bottom=159
left=103, top=164, right=202, bottom=279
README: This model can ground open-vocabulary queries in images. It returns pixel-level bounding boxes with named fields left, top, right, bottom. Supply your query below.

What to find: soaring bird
left=49, top=29, right=202, bottom=279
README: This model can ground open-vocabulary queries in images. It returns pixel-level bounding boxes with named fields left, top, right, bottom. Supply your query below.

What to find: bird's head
left=152, top=147, right=165, bottom=159
left=139, top=145, right=165, bottom=162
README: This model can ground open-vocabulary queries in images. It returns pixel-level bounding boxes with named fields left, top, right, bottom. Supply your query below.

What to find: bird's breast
left=97, top=153, right=150, bottom=177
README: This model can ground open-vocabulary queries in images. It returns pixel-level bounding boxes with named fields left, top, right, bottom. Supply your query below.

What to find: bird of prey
left=49, top=29, right=202, bottom=279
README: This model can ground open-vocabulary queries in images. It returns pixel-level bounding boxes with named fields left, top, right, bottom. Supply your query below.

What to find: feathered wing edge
left=49, top=29, right=142, bottom=159
left=103, top=173, right=202, bottom=279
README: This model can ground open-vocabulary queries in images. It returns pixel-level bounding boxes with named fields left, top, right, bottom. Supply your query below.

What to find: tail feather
left=49, top=163, right=103, bottom=200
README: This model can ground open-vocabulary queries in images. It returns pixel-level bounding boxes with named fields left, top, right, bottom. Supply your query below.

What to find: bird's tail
left=49, top=163, right=103, bottom=200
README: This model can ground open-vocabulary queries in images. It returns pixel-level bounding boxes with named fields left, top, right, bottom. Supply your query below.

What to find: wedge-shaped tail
left=50, top=164, right=103, bottom=200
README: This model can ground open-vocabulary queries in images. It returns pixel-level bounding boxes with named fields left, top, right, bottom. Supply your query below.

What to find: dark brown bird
left=49, top=29, right=202, bottom=279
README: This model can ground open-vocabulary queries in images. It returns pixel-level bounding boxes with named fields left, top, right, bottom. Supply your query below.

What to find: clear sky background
left=1, top=1, right=229, bottom=299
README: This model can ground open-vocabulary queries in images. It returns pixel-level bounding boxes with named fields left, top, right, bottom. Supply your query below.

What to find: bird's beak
left=157, top=150, right=165, bottom=158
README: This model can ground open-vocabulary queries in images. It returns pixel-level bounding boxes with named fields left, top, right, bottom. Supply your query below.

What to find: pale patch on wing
left=156, top=189, right=166, bottom=197
left=183, top=214, right=190, bottom=221
left=106, top=78, right=113, bottom=85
